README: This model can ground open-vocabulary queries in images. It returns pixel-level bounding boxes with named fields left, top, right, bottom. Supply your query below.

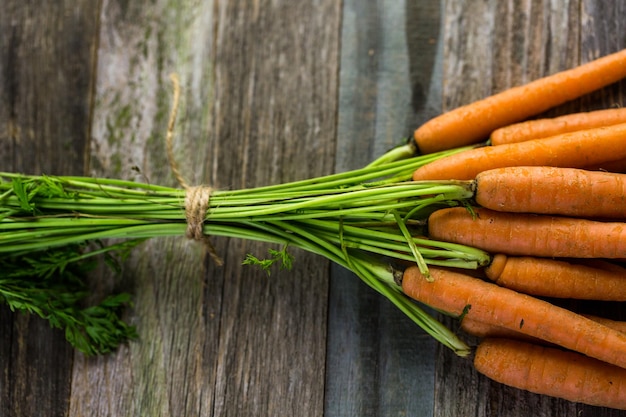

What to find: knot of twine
left=166, top=73, right=223, bottom=266
left=184, top=185, right=212, bottom=240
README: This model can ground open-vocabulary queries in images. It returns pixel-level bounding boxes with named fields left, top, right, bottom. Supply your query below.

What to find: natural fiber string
left=166, top=73, right=223, bottom=265
left=183, top=185, right=211, bottom=240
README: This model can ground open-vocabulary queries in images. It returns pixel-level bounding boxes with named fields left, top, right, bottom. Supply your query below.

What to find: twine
left=184, top=185, right=212, bottom=241
left=166, top=73, right=223, bottom=266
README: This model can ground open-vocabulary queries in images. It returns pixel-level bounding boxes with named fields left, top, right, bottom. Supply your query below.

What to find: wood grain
left=0, top=2, right=100, bottom=416
left=325, top=1, right=440, bottom=416
left=0, top=1, right=100, bottom=176
left=70, top=0, right=340, bottom=416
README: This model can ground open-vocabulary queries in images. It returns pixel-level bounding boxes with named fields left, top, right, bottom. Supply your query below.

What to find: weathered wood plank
left=581, top=0, right=626, bottom=111
left=0, top=2, right=100, bottom=416
left=69, top=1, right=340, bottom=416
left=0, top=1, right=99, bottom=175
left=70, top=1, right=219, bottom=415
left=325, top=1, right=441, bottom=416
left=435, top=1, right=626, bottom=416
left=188, top=2, right=341, bottom=414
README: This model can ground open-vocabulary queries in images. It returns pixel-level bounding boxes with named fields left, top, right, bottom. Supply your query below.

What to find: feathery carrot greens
left=0, top=148, right=487, bottom=356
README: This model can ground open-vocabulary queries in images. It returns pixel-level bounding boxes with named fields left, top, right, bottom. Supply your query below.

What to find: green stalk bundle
left=0, top=146, right=488, bottom=356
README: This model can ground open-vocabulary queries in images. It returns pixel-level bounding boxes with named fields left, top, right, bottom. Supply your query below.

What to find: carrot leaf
left=242, top=245, right=294, bottom=276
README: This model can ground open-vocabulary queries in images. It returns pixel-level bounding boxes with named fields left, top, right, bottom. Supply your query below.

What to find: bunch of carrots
left=399, top=47, right=626, bottom=409
left=3, top=46, right=626, bottom=410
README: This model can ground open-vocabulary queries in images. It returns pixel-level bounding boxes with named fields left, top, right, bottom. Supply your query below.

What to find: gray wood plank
left=69, top=1, right=341, bottom=416
left=581, top=0, right=626, bottom=111
left=0, top=2, right=100, bottom=416
left=325, top=1, right=442, bottom=416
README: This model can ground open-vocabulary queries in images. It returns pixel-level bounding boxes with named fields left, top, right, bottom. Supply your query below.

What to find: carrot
left=582, top=315, right=626, bottom=334
left=460, top=317, right=543, bottom=342
left=474, top=166, right=626, bottom=218
left=401, top=265, right=626, bottom=369
left=413, top=48, right=626, bottom=154
left=412, top=123, right=626, bottom=180
left=474, top=338, right=626, bottom=409
left=462, top=315, right=626, bottom=341
left=490, top=107, right=626, bottom=145
left=484, top=254, right=626, bottom=300
left=427, top=206, right=626, bottom=258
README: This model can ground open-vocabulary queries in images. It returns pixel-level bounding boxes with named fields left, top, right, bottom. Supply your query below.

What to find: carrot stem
left=348, top=257, right=471, bottom=356
left=366, top=139, right=418, bottom=167
left=392, top=210, right=430, bottom=278
left=0, top=147, right=487, bottom=355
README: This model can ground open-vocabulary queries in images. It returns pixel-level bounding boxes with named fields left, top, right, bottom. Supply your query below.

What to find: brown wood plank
left=434, top=1, right=626, bottom=416
left=0, top=1, right=99, bottom=175
left=0, top=2, right=100, bottom=416
left=69, top=1, right=340, bottom=416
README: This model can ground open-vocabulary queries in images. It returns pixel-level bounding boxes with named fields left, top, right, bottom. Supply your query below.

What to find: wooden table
left=1, top=1, right=625, bottom=416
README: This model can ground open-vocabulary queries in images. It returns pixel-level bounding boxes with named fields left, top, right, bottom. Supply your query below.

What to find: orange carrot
left=427, top=207, right=626, bottom=258
left=462, top=315, right=626, bottom=341
left=474, top=166, right=626, bottom=218
left=484, top=254, right=626, bottom=300
left=474, top=338, right=626, bottom=409
left=401, top=265, right=626, bottom=369
left=413, top=48, right=626, bottom=154
left=412, top=123, right=626, bottom=180
left=582, top=315, right=626, bottom=334
left=460, top=317, right=543, bottom=342
left=490, top=107, right=626, bottom=145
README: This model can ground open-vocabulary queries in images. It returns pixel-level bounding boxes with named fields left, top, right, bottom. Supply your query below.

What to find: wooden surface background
left=1, top=1, right=625, bottom=416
